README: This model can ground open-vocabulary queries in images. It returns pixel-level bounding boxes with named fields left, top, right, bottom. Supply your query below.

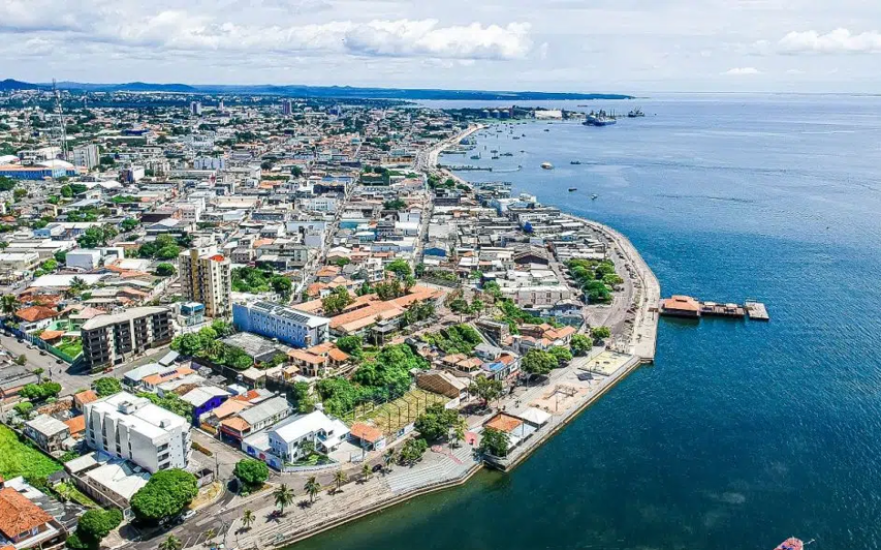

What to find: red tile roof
left=350, top=422, right=384, bottom=443
left=0, top=487, right=53, bottom=539
left=15, top=306, right=59, bottom=323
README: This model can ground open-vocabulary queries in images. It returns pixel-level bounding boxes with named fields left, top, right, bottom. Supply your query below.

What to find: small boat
left=591, top=194, right=598, bottom=200
left=774, top=538, right=804, bottom=550
left=544, top=129, right=550, bottom=132
left=570, top=160, right=581, bottom=165
left=627, top=108, right=645, bottom=118
left=584, top=115, right=617, bottom=127
left=541, top=162, right=553, bottom=170
left=568, top=187, right=577, bottom=192
left=491, top=156, right=499, bottom=160
left=470, top=154, right=481, bottom=160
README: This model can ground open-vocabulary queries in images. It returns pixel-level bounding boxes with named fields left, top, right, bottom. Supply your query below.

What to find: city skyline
left=1, top=0, right=879, bottom=93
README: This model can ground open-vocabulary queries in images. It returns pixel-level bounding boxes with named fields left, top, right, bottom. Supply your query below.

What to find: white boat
left=541, top=162, right=553, bottom=170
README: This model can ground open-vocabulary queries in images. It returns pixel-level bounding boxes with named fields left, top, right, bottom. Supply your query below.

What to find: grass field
left=353, top=389, right=448, bottom=436
left=0, top=425, right=62, bottom=480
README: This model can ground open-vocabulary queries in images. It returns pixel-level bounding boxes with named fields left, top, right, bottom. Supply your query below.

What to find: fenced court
left=346, top=389, right=448, bottom=437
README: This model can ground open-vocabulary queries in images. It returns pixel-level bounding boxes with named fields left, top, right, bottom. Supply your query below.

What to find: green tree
left=131, top=469, right=198, bottom=524
left=290, top=165, right=304, bottom=177
left=414, top=403, right=459, bottom=442
left=77, top=225, right=117, bottom=249
left=591, top=326, right=612, bottom=342
left=242, top=509, right=255, bottom=531
left=76, top=508, right=123, bottom=545
left=521, top=349, right=557, bottom=379
left=322, top=286, right=354, bottom=315
left=53, top=250, right=67, bottom=263
left=335, top=335, right=363, bottom=359
left=155, top=263, right=176, bottom=277
left=20, top=382, right=61, bottom=400
left=385, top=259, right=412, bottom=279
left=452, top=420, right=466, bottom=448
left=14, top=354, right=26, bottom=366
left=480, top=427, right=510, bottom=457
left=93, top=377, right=122, bottom=397
left=468, top=376, right=503, bottom=408
left=13, top=401, right=34, bottom=418
left=570, top=334, right=593, bottom=356
left=1, top=294, right=17, bottom=316
left=383, top=198, right=406, bottom=211
left=399, top=437, right=428, bottom=466
left=448, top=297, right=470, bottom=316
left=270, top=275, right=292, bottom=300
left=159, top=535, right=182, bottom=550
left=360, top=463, right=372, bottom=482
left=291, top=382, right=316, bottom=414
left=234, top=459, right=269, bottom=491
left=548, top=346, right=573, bottom=367
left=274, top=483, right=295, bottom=514
left=120, top=218, right=140, bottom=232
left=304, top=476, right=321, bottom=503
left=333, top=469, right=348, bottom=492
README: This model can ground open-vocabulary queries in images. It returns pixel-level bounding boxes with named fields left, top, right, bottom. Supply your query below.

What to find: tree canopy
left=131, top=469, right=198, bottom=523
left=414, top=403, right=459, bottom=442
left=93, top=377, right=122, bottom=397
left=520, top=349, right=557, bottom=377
left=385, top=259, right=412, bottom=279
left=322, top=287, right=354, bottom=315
left=76, top=508, right=123, bottom=544
left=570, top=334, right=593, bottom=356
left=234, top=459, right=269, bottom=490
left=480, top=427, right=510, bottom=457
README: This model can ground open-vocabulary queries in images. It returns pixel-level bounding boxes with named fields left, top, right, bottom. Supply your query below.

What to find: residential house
left=24, top=415, right=70, bottom=453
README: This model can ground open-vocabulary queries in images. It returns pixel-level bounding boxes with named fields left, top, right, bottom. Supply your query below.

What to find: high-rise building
left=179, top=249, right=232, bottom=318
left=190, top=101, right=202, bottom=116
left=70, top=144, right=99, bottom=170
left=84, top=391, right=191, bottom=474
left=81, top=307, right=174, bottom=370
left=281, top=100, right=293, bottom=116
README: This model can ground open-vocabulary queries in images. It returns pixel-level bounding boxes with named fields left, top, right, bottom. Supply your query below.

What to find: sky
left=1, top=0, right=880, bottom=93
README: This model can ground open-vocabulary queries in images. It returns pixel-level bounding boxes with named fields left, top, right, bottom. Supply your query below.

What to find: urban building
left=84, top=392, right=191, bottom=474
left=233, top=301, right=329, bottom=349
left=179, top=249, right=232, bottom=318
left=70, top=144, right=99, bottom=170
left=190, top=101, right=202, bottom=116
left=81, top=307, right=174, bottom=370
left=0, top=483, right=65, bottom=550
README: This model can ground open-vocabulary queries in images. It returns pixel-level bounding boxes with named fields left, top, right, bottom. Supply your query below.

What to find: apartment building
left=233, top=301, right=329, bottom=349
left=179, top=249, right=232, bottom=318
left=84, top=392, right=191, bottom=474
left=81, top=307, right=173, bottom=370
left=70, top=144, right=99, bottom=170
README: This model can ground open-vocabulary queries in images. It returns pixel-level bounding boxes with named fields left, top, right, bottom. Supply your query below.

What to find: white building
left=65, top=249, right=102, bottom=270
left=233, top=301, right=329, bottom=349
left=70, top=144, right=99, bottom=170
left=84, top=392, right=191, bottom=474
left=0, top=252, right=40, bottom=272
left=267, top=410, right=350, bottom=462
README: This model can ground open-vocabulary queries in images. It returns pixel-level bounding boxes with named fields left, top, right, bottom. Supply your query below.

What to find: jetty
left=660, top=295, right=769, bottom=321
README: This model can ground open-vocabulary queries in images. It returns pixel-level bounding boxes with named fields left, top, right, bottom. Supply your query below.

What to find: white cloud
left=777, top=29, right=881, bottom=55
left=723, top=67, right=760, bottom=75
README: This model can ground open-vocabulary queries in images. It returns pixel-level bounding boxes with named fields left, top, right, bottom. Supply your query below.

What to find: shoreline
left=224, top=123, right=661, bottom=550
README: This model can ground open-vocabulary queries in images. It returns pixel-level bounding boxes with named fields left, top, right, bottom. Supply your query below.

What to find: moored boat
left=541, top=162, right=553, bottom=170
left=774, top=538, right=804, bottom=550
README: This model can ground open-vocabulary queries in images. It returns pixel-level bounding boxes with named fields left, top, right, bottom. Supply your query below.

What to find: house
left=483, top=412, right=537, bottom=455
left=660, top=295, right=701, bottom=318
left=14, top=306, right=59, bottom=332
left=266, top=410, right=350, bottom=462
left=66, top=453, right=150, bottom=511
left=24, top=415, right=70, bottom=453
left=0, top=483, right=65, bottom=550
left=180, top=387, right=231, bottom=422
left=73, top=390, right=99, bottom=411
left=348, top=422, right=386, bottom=451
left=0, top=366, right=39, bottom=400
left=221, top=396, right=291, bottom=442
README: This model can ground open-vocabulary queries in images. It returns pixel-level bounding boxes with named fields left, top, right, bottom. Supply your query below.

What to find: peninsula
left=0, top=89, right=657, bottom=550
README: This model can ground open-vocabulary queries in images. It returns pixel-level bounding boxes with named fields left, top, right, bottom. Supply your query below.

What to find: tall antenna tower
left=53, top=78, right=68, bottom=160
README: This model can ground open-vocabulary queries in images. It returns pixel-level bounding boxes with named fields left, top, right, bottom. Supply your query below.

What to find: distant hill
left=7, top=79, right=632, bottom=100
left=0, top=79, right=41, bottom=91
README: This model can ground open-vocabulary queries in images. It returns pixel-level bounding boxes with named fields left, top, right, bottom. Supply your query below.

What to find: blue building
left=0, top=165, right=65, bottom=180
left=233, top=301, right=330, bottom=349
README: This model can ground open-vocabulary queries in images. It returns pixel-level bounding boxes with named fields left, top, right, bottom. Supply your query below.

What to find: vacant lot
left=0, top=425, right=62, bottom=480
left=355, top=389, right=448, bottom=436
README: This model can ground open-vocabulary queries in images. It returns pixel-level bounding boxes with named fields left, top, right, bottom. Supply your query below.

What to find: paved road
left=0, top=332, right=172, bottom=396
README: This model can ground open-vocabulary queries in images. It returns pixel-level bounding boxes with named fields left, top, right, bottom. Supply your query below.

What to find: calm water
left=294, top=95, right=881, bottom=550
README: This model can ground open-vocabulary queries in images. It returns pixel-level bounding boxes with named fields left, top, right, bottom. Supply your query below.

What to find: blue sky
left=1, top=0, right=880, bottom=92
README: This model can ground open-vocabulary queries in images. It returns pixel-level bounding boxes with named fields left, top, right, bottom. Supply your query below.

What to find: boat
left=627, top=108, right=645, bottom=118
left=591, top=194, right=598, bottom=200
left=774, top=538, right=804, bottom=550
left=470, top=153, right=481, bottom=160
left=568, top=187, right=577, bottom=192
left=541, top=162, right=553, bottom=170
left=491, top=156, right=499, bottom=160
left=584, top=115, right=617, bottom=127
left=570, top=160, right=581, bottom=165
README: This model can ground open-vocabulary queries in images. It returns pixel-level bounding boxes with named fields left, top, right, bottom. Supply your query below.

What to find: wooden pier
left=660, top=295, right=769, bottom=321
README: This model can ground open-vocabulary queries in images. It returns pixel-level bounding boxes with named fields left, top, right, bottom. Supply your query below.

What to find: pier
left=660, top=295, right=769, bottom=321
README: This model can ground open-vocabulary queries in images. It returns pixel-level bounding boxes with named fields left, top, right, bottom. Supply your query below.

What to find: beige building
left=179, top=249, right=232, bottom=318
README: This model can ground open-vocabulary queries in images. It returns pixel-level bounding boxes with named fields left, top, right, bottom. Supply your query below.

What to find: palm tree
left=382, top=449, right=395, bottom=472
left=333, top=469, right=348, bottom=492
left=242, top=509, right=255, bottom=531
left=273, top=484, right=294, bottom=515
left=360, top=463, right=372, bottom=483
left=1, top=294, right=16, bottom=317
left=205, top=528, right=216, bottom=543
left=159, top=535, right=182, bottom=550
left=304, top=476, right=321, bottom=503
left=452, top=421, right=465, bottom=449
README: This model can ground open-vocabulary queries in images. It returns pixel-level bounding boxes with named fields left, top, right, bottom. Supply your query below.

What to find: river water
left=292, top=94, right=881, bottom=550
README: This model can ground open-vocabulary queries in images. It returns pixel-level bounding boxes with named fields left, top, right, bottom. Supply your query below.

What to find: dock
left=745, top=300, right=770, bottom=320
left=660, top=295, right=769, bottom=321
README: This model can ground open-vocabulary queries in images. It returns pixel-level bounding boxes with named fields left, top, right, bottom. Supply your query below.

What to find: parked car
left=181, top=510, right=196, bottom=521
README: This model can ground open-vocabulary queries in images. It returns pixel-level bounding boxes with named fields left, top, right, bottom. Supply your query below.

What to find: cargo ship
left=584, top=115, right=617, bottom=127
left=774, top=537, right=804, bottom=550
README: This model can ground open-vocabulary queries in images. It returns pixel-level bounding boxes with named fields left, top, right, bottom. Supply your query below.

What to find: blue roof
left=482, top=362, right=506, bottom=373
